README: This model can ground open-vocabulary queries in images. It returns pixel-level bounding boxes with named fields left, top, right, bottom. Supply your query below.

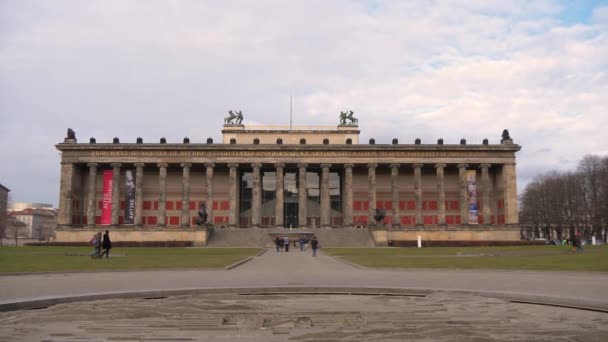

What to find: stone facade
left=55, top=124, right=521, bottom=245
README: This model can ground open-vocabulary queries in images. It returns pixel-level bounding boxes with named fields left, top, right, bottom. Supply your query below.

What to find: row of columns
left=73, top=162, right=497, bottom=228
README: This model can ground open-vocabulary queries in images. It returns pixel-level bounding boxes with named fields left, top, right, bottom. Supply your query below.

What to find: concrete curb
left=2, top=286, right=607, bottom=314
left=223, top=248, right=268, bottom=270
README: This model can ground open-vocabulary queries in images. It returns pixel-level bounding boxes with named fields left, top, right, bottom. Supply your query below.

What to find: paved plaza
left=1, top=249, right=608, bottom=341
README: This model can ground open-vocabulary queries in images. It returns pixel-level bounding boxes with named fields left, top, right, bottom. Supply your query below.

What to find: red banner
left=101, top=170, right=113, bottom=225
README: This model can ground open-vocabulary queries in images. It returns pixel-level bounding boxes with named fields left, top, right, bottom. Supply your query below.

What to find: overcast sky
left=1, top=0, right=607, bottom=207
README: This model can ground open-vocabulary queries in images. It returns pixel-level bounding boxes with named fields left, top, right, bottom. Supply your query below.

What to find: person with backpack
left=90, top=232, right=102, bottom=259
left=310, top=236, right=319, bottom=257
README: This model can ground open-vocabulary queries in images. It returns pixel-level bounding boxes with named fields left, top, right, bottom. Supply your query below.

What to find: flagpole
left=290, top=95, right=293, bottom=130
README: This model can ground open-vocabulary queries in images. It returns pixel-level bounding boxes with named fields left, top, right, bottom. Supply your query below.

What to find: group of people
left=90, top=230, right=112, bottom=259
left=274, top=236, right=320, bottom=256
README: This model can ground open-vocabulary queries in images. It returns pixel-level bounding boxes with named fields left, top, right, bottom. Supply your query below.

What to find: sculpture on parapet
left=66, top=128, right=76, bottom=139
left=501, top=129, right=513, bottom=144
left=196, top=202, right=208, bottom=226
left=224, top=110, right=244, bottom=125
left=374, top=208, right=386, bottom=225
left=339, top=110, right=358, bottom=125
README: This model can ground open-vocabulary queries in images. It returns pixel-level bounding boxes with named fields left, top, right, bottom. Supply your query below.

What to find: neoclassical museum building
left=55, top=118, right=521, bottom=246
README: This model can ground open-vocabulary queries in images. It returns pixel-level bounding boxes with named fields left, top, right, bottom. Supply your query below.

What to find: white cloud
left=0, top=0, right=607, bottom=205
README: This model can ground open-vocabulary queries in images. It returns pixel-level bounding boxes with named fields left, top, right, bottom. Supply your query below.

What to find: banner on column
left=466, top=170, right=478, bottom=224
left=101, top=170, right=113, bottom=225
left=123, top=170, right=135, bottom=224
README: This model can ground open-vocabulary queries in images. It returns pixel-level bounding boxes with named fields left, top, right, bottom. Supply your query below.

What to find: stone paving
left=1, top=248, right=608, bottom=341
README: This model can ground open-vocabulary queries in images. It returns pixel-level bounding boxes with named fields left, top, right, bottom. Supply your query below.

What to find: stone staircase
left=206, top=228, right=375, bottom=247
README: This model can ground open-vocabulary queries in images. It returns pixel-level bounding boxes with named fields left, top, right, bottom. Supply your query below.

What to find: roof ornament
left=339, top=110, right=358, bottom=126
left=224, top=110, right=243, bottom=125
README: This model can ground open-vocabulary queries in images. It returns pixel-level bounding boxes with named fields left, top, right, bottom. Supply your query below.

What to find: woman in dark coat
left=100, top=230, right=112, bottom=259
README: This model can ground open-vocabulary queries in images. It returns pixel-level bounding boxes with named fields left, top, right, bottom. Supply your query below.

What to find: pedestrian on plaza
left=90, top=232, right=102, bottom=259
left=299, top=236, right=306, bottom=251
left=283, top=236, right=290, bottom=252
left=310, top=236, right=319, bottom=257
left=99, top=230, right=112, bottom=259
left=274, top=236, right=282, bottom=252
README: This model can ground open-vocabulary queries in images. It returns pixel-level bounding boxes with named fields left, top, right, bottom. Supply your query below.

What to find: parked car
left=547, top=239, right=562, bottom=245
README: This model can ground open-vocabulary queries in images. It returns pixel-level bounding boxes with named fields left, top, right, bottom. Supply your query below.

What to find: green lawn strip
left=324, top=246, right=608, bottom=272
left=0, top=247, right=262, bottom=273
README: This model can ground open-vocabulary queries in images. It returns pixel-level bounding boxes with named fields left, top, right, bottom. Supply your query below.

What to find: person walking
left=274, top=236, right=282, bottom=252
left=299, top=236, right=306, bottom=252
left=310, top=236, right=319, bottom=257
left=99, top=230, right=112, bottom=259
left=283, top=236, right=290, bottom=252
left=90, top=232, right=102, bottom=259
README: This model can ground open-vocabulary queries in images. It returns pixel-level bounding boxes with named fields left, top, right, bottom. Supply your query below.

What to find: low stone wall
left=56, top=227, right=209, bottom=247
left=372, top=226, right=521, bottom=246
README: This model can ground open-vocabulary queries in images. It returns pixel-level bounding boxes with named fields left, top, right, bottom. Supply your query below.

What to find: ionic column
left=134, top=163, right=144, bottom=226
left=86, top=163, right=98, bottom=226
left=58, top=162, right=75, bottom=226
left=503, top=163, right=519, bottom=224
left=251, top=163, right=262, bottom=227
left=368, top=163, right=377, bottom=227
left=181, top=163, right=191, bottom=228
left=435, top=163, right=446, bottom=225
left=205, top=163, right=215, bottom=225
left=157, top=163, right=167, bottom=227
left=413, top=163, right=423, bottom=226
left=111, top=163, right=121, bottom=226
left=458, top=163, right=469, bottom=224
left=275, top=163, right=285, bottom=227
left=228, top=164, right=239, bottom=227
left=298, top=163, right=308, bottom=227
left=320, top=164, right=331, bottom=228
left=343, top=164, right=354, bottom=226
left=390, top=164, right=400, bottom=227
left=480, top=163, right=492, bottom=224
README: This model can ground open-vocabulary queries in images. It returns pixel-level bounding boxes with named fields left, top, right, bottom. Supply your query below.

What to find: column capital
left=228, top=163, right=239, bottom=169
left=434, top=163, right=447, bottom=169
left=134, top=162, right=145, bottom=168
left=274, top=163, right=285, bottom=168
left=389, top=163, right=400, bottom=169
left=87, top=162, right=98, bottom=168
left=204, top=162, right=215, bottom=168
left=180, top=163, right=192, bottom=168
left=457, top=163, right=469, bottom=169
left=344, top=163, right=354, bottom=169
left=297, top=163, right=308, bottom=169
left=251, top=163, right=262, bottom=169
left=157, top=163, right=168, bottom=168
left=111, top=163, right=121, bottom=168
left=479, top=163, right=492, bottom=169
left=320, top=163, right=331, bottom=169
left=367, top=163, right=377, bottom=168
left=412, top=163, right=423, bottom=169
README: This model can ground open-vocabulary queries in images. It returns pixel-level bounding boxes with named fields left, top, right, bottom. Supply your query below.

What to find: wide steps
left=206, top=228, right=374, bottom=247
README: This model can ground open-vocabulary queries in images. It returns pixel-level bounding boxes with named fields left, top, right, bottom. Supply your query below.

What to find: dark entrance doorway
left=284, top=202, right=298, bottom=228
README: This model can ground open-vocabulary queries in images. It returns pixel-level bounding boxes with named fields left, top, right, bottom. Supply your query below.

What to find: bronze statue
left=502, top=129, right=511, bottom=140
left=339, top=110, right=358, bottom=125
left=224, top=110, right=244, bottom=125
left=66, top=128, right=76, bottom=139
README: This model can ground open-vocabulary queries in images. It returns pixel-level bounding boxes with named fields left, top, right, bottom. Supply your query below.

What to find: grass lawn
left=323, top=245, right=608, bottom=272
left=0, top=247, right=262, bottom=273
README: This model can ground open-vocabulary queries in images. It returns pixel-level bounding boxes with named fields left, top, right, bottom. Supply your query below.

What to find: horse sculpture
left=339, top=110, right=358, bottom=125
left=224, top=110, right=244, bottom=125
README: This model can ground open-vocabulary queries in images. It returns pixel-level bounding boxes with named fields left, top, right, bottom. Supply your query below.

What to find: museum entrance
left=284, top=202, right=298, bottom=228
